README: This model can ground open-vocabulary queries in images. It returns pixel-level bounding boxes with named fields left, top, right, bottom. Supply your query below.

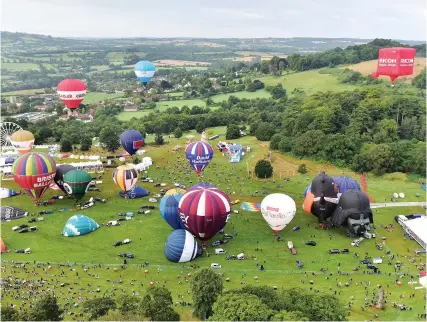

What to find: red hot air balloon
left=178, top=184, right=231, bottom=242
left=371, top=47, right=416, bottom=84
left=57, top=79, right=87, bottom=110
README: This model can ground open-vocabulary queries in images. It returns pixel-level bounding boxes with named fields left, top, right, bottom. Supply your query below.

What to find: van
left=211, top=263, right=222, bottom=269
left=24, top=248, right=31, bottom=254
left=364, top=232, right=372, bottom=239
left=108, top=220, right=120, bottom=226
left=215, top=248, right=226, bottom=255
left=237, top=253, right=245, bottom=260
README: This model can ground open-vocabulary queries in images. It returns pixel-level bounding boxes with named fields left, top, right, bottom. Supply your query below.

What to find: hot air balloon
left=164, top=229, right=201, bottom=263
left=12, top=152, right=56, bottom=203
left=9, top=130, right=34, bottom=155
left=331, top=190, right=373, bottom=237
left=113, top=165, right=138, bottom=195
left=1, top=238, right=6, bottom=253
left=160, top=194, right=186, bottom=230
left=54, top=164, right=76, bottom=194
left=63, top=169, right=92, bottom=201
left=120, top=130, right=144, bottom=156
left=165, top=188, right=186, bottom=196
left=333, top=176, right=360, bottom=196
left=371, top=47, right=416, bottom=84
left=179, top=184, right=231, bottom=242
left=134, top=61, right=156, bottom=85
left=62, top=214, right=99, bottom=237
left=260, top=193, right=296, bottom=233
left=57, top=79, right=87, bottom=110
left=303, top=171, right=338, bottom=225
left=187, top=182, right=215, bottom=190
left=185, top=141, right=214, bottom=176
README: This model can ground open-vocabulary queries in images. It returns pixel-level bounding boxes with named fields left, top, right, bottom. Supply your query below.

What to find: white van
left=237, top=253, right=244, bottom=260
left=24, top=248, right=31, bottom=254
left=211, top=263, right=222, bottom=269
left=215, top=248, right=226, bottom=255
left=108, top=220, right=120, bottom=226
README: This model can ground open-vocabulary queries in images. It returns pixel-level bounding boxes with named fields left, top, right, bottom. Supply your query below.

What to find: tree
left=83, top=297, right=117, bottom=320
left=141, top=287, right=180, bottom=321
left=230, top=285, right=283, bottom=311
left=60, top=139, right=72, bottom=152
left=155, top=133, right=164, bottom=145
left=270, top=84, right=287, bottom=100
left=298, top=164, right=308, bottom=174
left=117, top=295, right=141, bottom=315
left=255, top=122, right=276, bottom=141
left=191, top=268, right=223, bottom=319
left=195, top=121, right=204, bottom=133
left=272, top=310, right=309, bottom=321
left=209, top=293, right=273, bottom=321
left=278, top=61, right=286, bottom=75
left=36, top=126, right=53, bottom=144
left=269, top=134, right=282, bottom=150
left=1, top=306, right=20, bottom=321
left=173, top=127, right=183, bottom=138
left=225, top=124, right=241, bottom=140
left=255, top=159, right=273, bottom=178
left=412, top=68, right=426, bottom=89
left=30, top=295, right=63, bottom=321
left=80, top=136, right=92, bottom=151
left=99, top=124, right=122, bottom=152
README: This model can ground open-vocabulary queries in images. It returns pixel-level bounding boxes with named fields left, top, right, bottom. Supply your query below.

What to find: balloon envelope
left=333, top=176, right=360, bottom=194
left=160, top=194, right=186, bottom=230
left=260, top=193, right=296, bottom=233
left=10, top=130, right=34, bottom=155
left=54, top=164, right=77, bottom=194
left=185, top=141, right=214, bottom=175
left=165, top=188, right=186, bottom=196
left=120, top=130, right=144, bottom=156
left=57, top=79, right=87, bottom=109
left=372, top=47, right=416, bottom=83
left=179, top=185, right=231, bottom=241
left=164, top=229, right=201, bottom=263
left=12, top=152, right=56, bottom=202
left=134, top=61, right=156, bottom=84
left=119, top=185, right=149, bottom=199
left=62, top=214, right=99, bottom=237
left=113, top=164, right=138, bottom=192
left=63, top=169, right=92, bottom=200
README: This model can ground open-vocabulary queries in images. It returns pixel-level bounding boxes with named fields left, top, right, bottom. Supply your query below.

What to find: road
left=371, top=202, right=426, bottom=209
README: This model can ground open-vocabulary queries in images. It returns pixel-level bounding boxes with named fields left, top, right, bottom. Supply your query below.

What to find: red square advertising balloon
left=371, top=47, right=416, bottom=83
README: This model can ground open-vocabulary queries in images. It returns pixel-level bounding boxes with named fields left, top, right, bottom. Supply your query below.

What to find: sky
left=1, top=0, right=426, bottom=40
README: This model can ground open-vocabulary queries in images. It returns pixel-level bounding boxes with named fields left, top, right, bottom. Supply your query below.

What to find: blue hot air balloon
left=188, top=182, right=215, bottom=191
left=333, top=176, right=361, bottom=194
left=304, top=184, right=312, bottom=198
left=62, top=214, right=99, bottom=237
left=185, top=141, right=214, bottom=176
left=119, top=185, right=149, bottom=199
left=164, top=229, right=201, bottom=263
left=120, top=130, right=144, bottom=156
left=134, top=61, right=156, bottom=85
left=160, top=194, right=185, bottom=230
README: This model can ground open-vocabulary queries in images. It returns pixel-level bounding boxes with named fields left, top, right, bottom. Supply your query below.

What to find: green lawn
left=259, top=70, right=358, bottom=94
left=168, top=92, right=184, bottom=97
left=1, top=128, right=425, bottom=321
left=117, top=110, right=152, bottom=121
left=91, top=65, right=110, bottom=71
left=83, top=92, right=124, bottom=103
left=211, top=89, right=271, bottom=102
left=155, top=98, right=206, bottom=109
left=1, top=88, right=46, bottom=96
left=1, top=62, right=40, bottom=71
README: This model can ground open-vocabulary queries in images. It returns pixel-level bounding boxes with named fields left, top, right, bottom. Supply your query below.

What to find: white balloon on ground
left=260, top=193, right=296, bottom=233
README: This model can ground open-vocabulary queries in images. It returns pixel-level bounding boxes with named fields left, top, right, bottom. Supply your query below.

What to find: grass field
left=116, top=110, right=152, bottom=121
left=91, top=65, right=110, bottom=71
left=1, top=62, right=40, bottom=71
left=341, top=57, right=426, bottom=83
left=211, top=89, right=271, bottom=102
left=259, top=70, right=357, bottom=94
left=1, top=127, right=426, bottom=321
left=1, top=88, right=46, bottom=96
left=83, top=92, right=124, bottom=103
left=155, top=98, right=206, bottom=109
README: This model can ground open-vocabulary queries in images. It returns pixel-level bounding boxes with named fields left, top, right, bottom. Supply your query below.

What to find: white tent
left=401, top=216, right=427, bottom=250
left=58, top=161, right=104, bottom=173
left=134, top=157, right=153, bottom=171
left=419, top=276, right=427, bottom=289
left=1, top=166, right=13, bottom=180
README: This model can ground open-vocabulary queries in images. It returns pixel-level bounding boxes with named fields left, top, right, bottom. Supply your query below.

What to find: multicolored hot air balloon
left=165, top=188, right=186, bottom=196
left=179, top=184, right=231, bottom=241
left=120, top=130, right=144, bottom=156
left=260, top=193, right=296, bottom=233
left=63, top=169, right=92, bottom=201
left=12, top=152, right=56, bottom=203
left=54, top=164, right=76, bottom=194
left=113, top=165, right=138, bottom=194
left=371, top=47, right=416, bottom=84
left=134, top=61, right=156, bottom=85
left=160, top=194, right=186, bottom=230
left=9, top=130, right=34, bottom=155
left=164, top=229, right=201, bottom=263
left=57, top=79, right=87, bottom=110
left=185, top=141, right=214, bottom=176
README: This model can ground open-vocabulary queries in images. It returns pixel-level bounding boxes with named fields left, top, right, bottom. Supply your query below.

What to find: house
left=213, top=83, right=222, bottom=90
left=34, top=105, right=48, bottom=110
left=124, top=106, right=138, bottom=112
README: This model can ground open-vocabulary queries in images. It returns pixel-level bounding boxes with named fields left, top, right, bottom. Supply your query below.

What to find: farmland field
left=1, top=88, right=47, bottom=96
left=153, top=60, right=211, bottom=66
left=155, top=98, right=206, bottom=108
left=116, top=110, right=151, bottom=121
left=211, top=89, right=271, bottom=102
left=340, top=57, right=426, bottom=83
left=1, top=126, right=425, bottom=321
left=83, top=92, right=124, bottom=103
left=1, top=62, right=40, bottom=71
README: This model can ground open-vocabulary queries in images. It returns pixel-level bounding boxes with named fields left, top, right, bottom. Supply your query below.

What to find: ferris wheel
left=0, top=121, right=22, bottom=151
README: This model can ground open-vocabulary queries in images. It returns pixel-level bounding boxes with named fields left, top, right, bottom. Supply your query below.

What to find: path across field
left=371, top=202, right=426, bottom=209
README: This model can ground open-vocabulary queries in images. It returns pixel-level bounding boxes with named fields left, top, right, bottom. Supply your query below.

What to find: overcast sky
left=1, top=0, right=426, bottom=40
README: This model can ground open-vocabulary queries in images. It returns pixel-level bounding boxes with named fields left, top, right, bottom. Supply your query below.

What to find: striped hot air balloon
left=160, top=194, right=186, bottom=230
left=113, top=165, right=138, bottom=193
left=164, top=229, right=201, bottom=263
left=165, top=188, right=186, bottom=196
left=185, top=141, right=214, bottom=175
left=57, top=79, right=87, bottom=110
left=9, top=130, right=35, bottom=155
left=134, top=61, right=156, bottom=85
left=178, top=184, right=231, bottom=241
left=12, top=152, right=56, bottom=203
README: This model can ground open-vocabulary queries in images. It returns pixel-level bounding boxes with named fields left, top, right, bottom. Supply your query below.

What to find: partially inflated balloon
left=260, top=193, right=296, bottom=233
left=63, top=170, right=92, bottom=200
left=134, top=61, right=156, bottom=85
left=57, top=79, right=87, bottom=110
left=12, top=152, right=56, bottom=203
left=54, top=164, right=76, bottom=194
left=10, top=130, right=34, bottom=155
left=164, top=229, right=201, bottom=263
left=160, top=194, right=185, bottom=230
left=165, top=188, right=186, bottom=196
left=120, top=130, right=144, bottom=156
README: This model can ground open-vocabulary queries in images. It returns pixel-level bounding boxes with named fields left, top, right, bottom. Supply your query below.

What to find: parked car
left=341, top=248, right=350, bottom=254
left=223, top=234, right=233, bottom=239
left=360, top=259, right=372, bottom=265
left=123, top=239, right=131, bottom=244
left=211, top=263, right=222, bottom=269
left=328, top=249, right=341, bottom=254
left=305, top=241, right=316, bottom=246
left=113, top=241, right=123, bottom=247
left=212, top=240, right=221, bottom=247
left=290, top=248, right=297, bottom=255
left=118, top=253, right=134, bottom=258
left=226, top=255, right=237, bottom=260
left=215, top=248, right=226, bottom=255
left=292, top=226, right=300, bottom=231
